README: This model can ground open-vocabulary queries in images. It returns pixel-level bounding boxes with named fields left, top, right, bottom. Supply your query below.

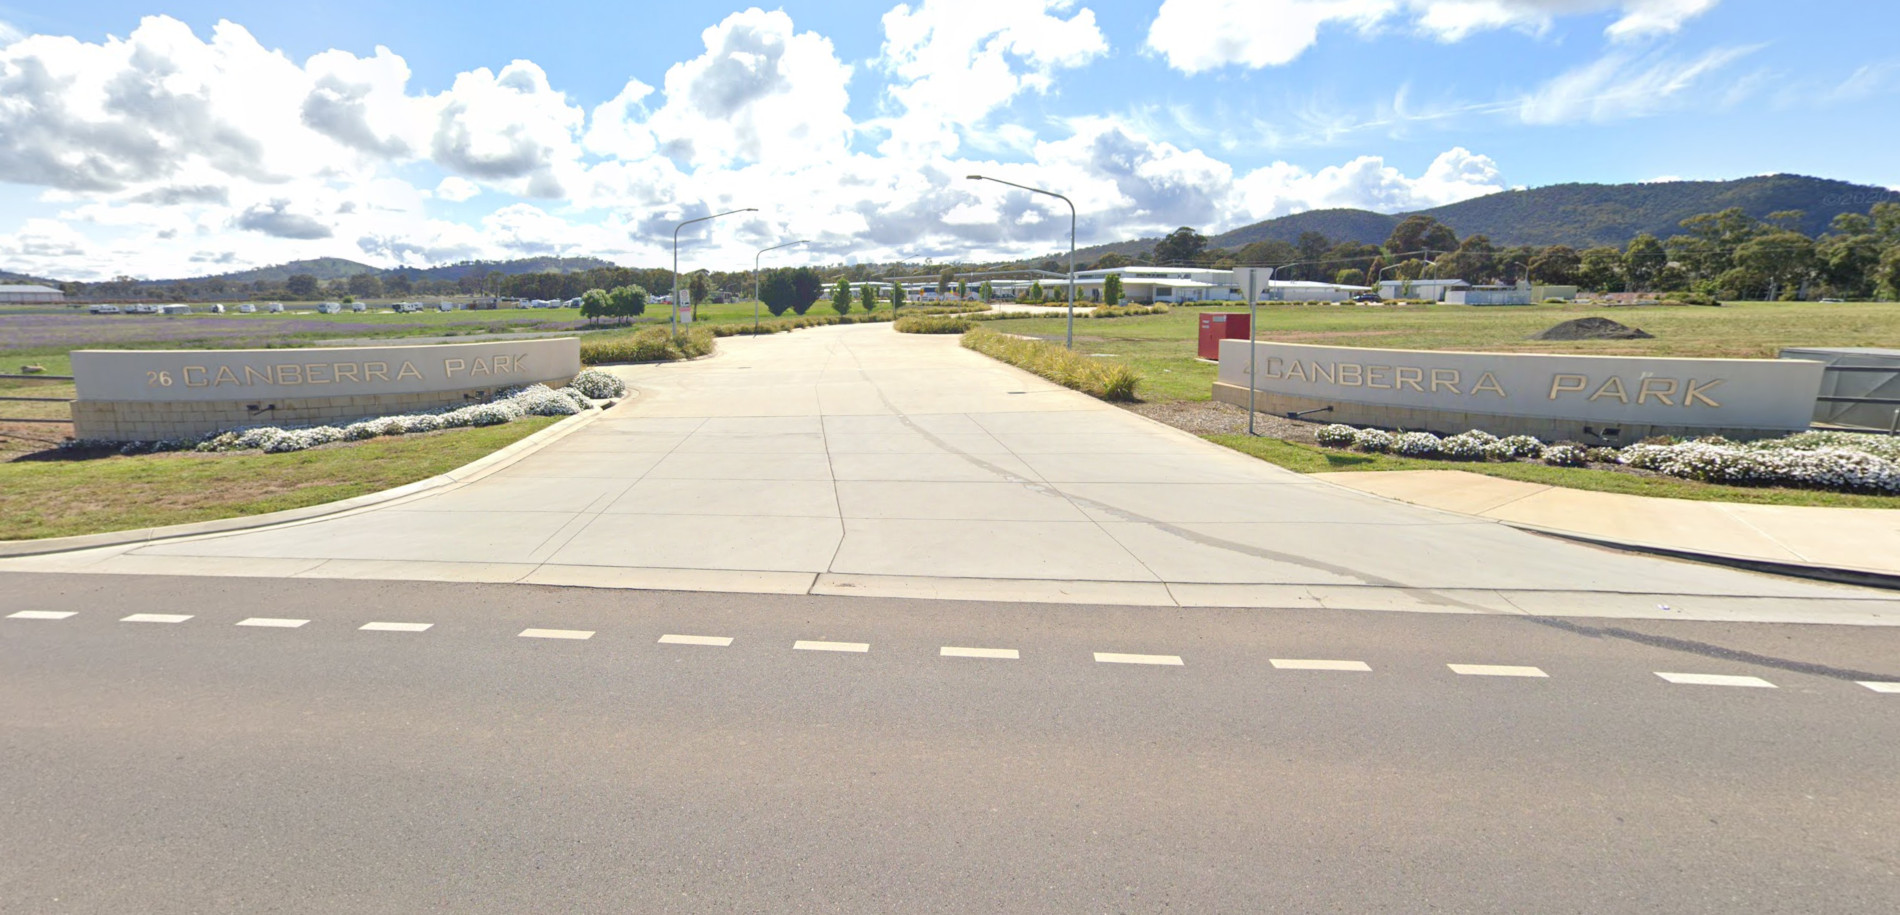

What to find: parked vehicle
left=350, top=302, right=367, bottom=312
left=268, top=303, right=285, bottom=313
left=209, top=303, right=225, bottom=313
left=394, top=301, right=423, bottom=313
left=237, top=303, right=257, bottom=313
left=1351, top=293, right=1384, bottom=303
left=89, top=304, right=122, bottom=314
left=316, top=302, right=343, bottom=314
left=160, top=304, right=191, bottom=315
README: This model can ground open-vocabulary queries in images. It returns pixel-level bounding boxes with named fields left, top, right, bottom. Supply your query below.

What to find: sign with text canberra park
left=72, top=338, right=581, bottom=402
left=1217, top=340, right=1825, bottom=433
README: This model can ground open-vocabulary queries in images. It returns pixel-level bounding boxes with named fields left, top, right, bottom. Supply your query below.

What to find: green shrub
left=894, top=315, right=975, bottom=334
left=960, top=327, right=1141, bottom=401
left=1089, top=303, right=1170, bottom=319
left=580, top=326, right=714, bottom=364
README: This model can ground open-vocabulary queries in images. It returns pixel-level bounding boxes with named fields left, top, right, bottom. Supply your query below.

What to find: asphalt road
left=4, top=572, right=1897, bottom=913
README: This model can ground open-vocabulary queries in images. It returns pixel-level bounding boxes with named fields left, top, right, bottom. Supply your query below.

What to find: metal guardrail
left=0, top=373, right=75, bottom=424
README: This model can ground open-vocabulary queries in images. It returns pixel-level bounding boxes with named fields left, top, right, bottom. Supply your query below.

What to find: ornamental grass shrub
left=894, top=315, right=975, bottom=334
left=960, top=327, right=1140, bottom=401
left=580, top=327, right=714, bottom=364
left=1088, top=304, right=1170, bottom=319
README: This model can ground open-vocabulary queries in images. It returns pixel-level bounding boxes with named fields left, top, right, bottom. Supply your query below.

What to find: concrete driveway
left=10, top=324, right=1899, bottom=622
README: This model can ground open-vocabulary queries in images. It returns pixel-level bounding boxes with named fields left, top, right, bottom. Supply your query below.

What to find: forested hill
left=1211, top=174, right=1900, bottom=250
left=206, top=255, right=620, bottom=285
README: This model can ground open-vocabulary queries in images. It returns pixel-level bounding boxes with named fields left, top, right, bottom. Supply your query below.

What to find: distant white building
left=1072, top=267, right=1369, bottom=304
left=0, top=283, right=64, bottom=304
left=1377, top=278, right=1469, bottom=302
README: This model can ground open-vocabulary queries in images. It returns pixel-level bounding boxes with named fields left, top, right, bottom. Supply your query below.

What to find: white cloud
left=622, top=9, right=855, bottom=171
left=1146, top=0, right=1726, bottom=73
left=1518, top=44, right=1758, bottom=124
left=0, top=20, right=22, bottom=46
left=876, top=0, right=1108, bottom=154
left=429, top=60, right=583, bottom=197
left=433, top=176, right=481, bottom=202
left=1236, top=147, right=1505, bottom=218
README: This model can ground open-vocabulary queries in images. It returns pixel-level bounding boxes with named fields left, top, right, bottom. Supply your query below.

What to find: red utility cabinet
left=1197, top=312, right=1252, bottom=360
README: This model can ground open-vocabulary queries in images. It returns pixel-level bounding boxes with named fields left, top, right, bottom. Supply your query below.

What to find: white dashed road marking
left=795, top=640, right=869, bottom=653
left=360, top=622, right=432, bottom=632
left=121, top=613, right=193, bottom=624
left=941, top=646, right=1019, bottom=660
left=1094, top=652, right=1184, bottom=666
left=8, top=610, right=76, bottom=620
left=1448, top=664, right=1548, bottom=678
left=658, top=634, right=734, bottom=647
left=1271, top=658, right=1370, bottom=671
left=520, top=628, right=593, bottom=640
left=1857, top=681, right=1900, bottom=694
left=1655, top=672, right=1776, bottom=688
left=237, top=618, right=309, bottom=628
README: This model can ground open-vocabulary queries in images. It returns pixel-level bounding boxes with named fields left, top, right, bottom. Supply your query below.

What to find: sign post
left=1234, top=267, right=1273, bottom=435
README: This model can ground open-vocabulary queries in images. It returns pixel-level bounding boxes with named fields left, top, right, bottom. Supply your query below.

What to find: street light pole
left=754, top=240, right=808, bottom=336
left=673, top=207, right=757, bottom=337
left=967, top=175, right=1077, bottom=349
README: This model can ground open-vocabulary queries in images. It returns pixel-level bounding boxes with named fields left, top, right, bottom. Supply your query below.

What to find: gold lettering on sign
left=494, top=355, right=512, bottom=373
left=512, top=353, right=528, bottom=371
left=365, top=362, right=390, bottom=382
left=214, top=365, right=241, bottom=387
left=1366, top=365, right=1391, bottom=390
left=1263, top=357, right=1284, bottom=378
left=1684, top=378, right=1724, bottom=408
left=1471, top=372, right=1506, bottom=398
left=1637, top=377, right=1678, bottom=406
left=277, top=364, right=303, bottom=385
left=244, top=365, right=272, bottom=386
left=1588, top=376, right=1629, bottom=403
left=1285, top=361, right=1308, bottom=382
left=334, top=363, right=361, bottom=383
left=1311, top=362, right=1335, bottom=384
left=1429, top=369, right=1461, bottom=393
left=1548, top=374, right=1588, bottom=399
left=396, top=361, right=423, bottom=382
left=1336, top=363, right=1363, bottom=387
left=1394, top=367, right=1425, bottom=392
left=306, top=363, right=332, bottom=384
left=471, top=357, right=491, bottom=377
left=444, top=358, right=467, bottom=378
left=183, top=365, right=208, bottom=387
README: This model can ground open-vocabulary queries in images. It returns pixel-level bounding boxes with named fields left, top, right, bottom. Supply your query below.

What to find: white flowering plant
left=568, top=368, right=627, bottom=399
left=1438, top=431, right=1494, bottom=461
left=1352, top=428, right=1395, bottom=453
left=1315, top=424, right=1358, bottom=447
left=1391, top=431, right=1443, bottom=457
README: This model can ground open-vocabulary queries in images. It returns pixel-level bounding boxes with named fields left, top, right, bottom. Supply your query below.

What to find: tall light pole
left=673, top=207, right=757, bottom=336
left=967, top=175, right=1076, bottom=349
left=754, top=240, right=808, bottom=335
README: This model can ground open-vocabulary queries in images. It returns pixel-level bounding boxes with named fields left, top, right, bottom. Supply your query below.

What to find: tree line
left=1102, top=202, right=1900, bottom=299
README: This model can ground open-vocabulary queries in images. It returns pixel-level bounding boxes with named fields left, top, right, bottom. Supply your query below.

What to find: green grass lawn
left=1205, top=434, right=1900, bottom=509
left=989, top=300, right=1900, bottom=404
left=0, top=416, right=562, bottom=541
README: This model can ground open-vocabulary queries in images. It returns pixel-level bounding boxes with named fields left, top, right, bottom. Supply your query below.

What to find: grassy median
left=0, top=416, right=561, bottom=541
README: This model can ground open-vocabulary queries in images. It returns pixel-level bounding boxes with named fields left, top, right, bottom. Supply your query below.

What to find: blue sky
left=0, top=1, right=1893, bottom=279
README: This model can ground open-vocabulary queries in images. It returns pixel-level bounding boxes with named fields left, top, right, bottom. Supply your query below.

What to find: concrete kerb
left=0, top=401, right=616, bottom=559
left=1504, top=522, right=1900, bottom=592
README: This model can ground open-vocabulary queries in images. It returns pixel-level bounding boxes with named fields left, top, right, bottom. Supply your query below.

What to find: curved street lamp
left=754, top=240, right=808, bottom=335
left=967, top=175, right=1077, bottom=349
left=673, top=207, right=757, bottom=335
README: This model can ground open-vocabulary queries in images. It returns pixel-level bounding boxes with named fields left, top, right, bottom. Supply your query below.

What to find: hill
left=211, top=257, right=379, bottom=283
left=384, top=256, right=619, bottom=282
left=1205, top=174, right=1899, bottom=252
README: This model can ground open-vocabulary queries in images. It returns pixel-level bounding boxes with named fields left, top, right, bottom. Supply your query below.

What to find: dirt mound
left=1532, top=317, right=1654, bottom=341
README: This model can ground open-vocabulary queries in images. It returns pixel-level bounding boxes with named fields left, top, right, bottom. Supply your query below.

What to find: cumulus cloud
left=1519, top=44, right=1758, bottom=123
left=0, top=219, right=92, bottom=258
left=0, top=20, right=22, bottom=46
left=433, top=176, right=481, bottom=202
left=877, top=0, right=1108, bottom=154
left=429, top=60, right=582, bottom=196
left=1236, top=147, right=1505, bottom=219
left=1146, top=0, right=1727, bottom=73
left=587, top=9, right=854, bottom=171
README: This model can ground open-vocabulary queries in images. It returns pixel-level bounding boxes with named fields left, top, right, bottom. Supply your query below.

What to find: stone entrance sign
left=1215, top=340, right=1825, bottom=441
left=71, top=337, right=580, bottom=441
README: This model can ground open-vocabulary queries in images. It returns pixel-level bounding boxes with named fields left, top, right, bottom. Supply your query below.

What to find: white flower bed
left=1309, top=421, right=1900, bottom=494
left=1391, top=431, right=1443, bottom=457
left=69, top=380, right=612, bottom=456
left=568, top=368, right=627, bottom=399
